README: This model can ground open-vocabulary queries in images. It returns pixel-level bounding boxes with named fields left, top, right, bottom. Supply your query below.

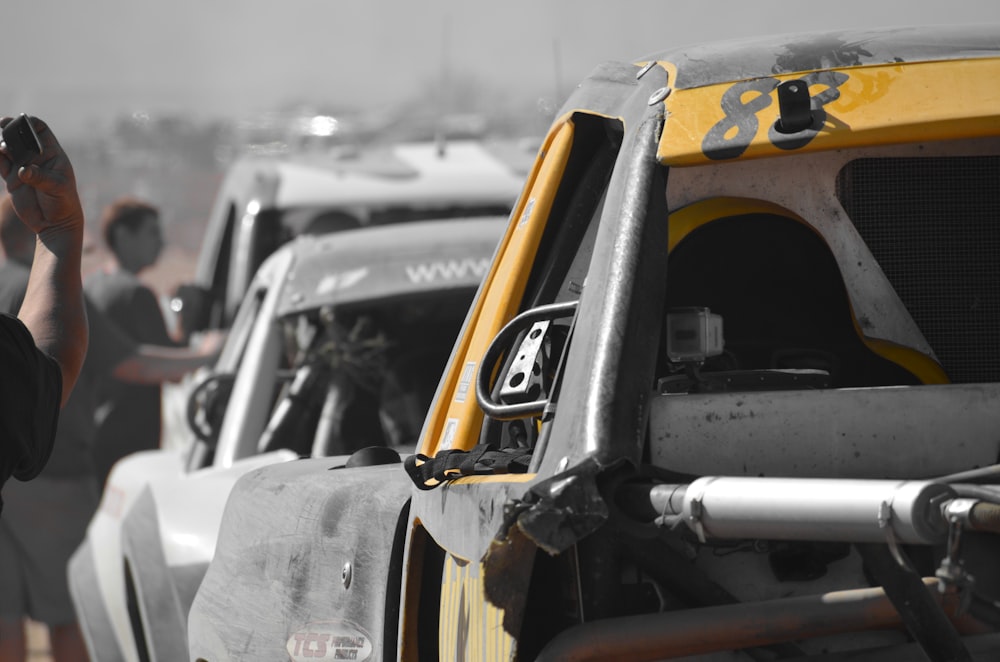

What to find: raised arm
left=113, top=330, right=227, bottom=384
left=0, top=116, right=88, bottom=406
left=85, top=294, right=227, bottom=385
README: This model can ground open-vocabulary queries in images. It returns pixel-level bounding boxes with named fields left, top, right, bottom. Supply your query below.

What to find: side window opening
left=184, top=284, right=270, bottom=471
left=524, top=115, right=624, bottom=307
left=249, top=208, right=294, bottom=286
left=476, top=114, right=624, bottom=453
left=259, top=290, right=475, bottom=459
left=207, top=203, right=236, bottom=328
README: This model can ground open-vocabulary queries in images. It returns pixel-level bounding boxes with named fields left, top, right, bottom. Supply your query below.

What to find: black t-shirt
left=86, top=269, right=177, bottom=478
left=0, top=262, right=135, bottom=478
left=42, top=298, right=135, bottom=477
left=0, top=262, right=28, bottom=314
left=0, top=313, right=62, bottom=514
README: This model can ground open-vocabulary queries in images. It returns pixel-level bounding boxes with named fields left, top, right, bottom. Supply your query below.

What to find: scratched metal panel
left=188, top=460, right=410, bottom=662
left=650, top=382, right=1000, bottom=479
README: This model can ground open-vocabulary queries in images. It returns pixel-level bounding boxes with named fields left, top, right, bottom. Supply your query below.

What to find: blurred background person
left=85, top=197, right=187, bottom=486
left=0, top=193, right=221, bottom=662
left=0, top=112, right=89, bottom=662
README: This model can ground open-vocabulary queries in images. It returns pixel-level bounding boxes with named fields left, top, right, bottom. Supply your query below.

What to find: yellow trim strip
left=863, top=338, right=949, bottom=384
left=418, top=119, right=577, bottom=458
left=445, top=473, right=538, bottom=486
left=668, top=198, right=794, bottom=252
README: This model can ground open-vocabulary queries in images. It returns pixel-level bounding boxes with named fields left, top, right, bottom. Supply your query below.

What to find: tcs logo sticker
left=286, top=621, right=373, bottom=661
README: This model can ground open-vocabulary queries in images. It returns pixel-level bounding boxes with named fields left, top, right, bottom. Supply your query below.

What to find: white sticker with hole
left=440, top=418, right=459, bottom=451
left=519, top=198, right=535, bottom=227
left=455, top=362, right=475, bottom=403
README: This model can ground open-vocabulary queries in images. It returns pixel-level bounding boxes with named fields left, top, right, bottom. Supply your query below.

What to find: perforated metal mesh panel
left=837, top=156, right=1000, bottom=383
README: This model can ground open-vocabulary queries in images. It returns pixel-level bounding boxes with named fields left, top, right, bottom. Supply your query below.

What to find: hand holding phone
left=0, top=115, right=82, bottom=240
left=2, top=113, right=43, bottom=166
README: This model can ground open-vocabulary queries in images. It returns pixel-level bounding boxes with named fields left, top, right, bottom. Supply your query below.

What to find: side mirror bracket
left=171, top=283, right=213, bottom=339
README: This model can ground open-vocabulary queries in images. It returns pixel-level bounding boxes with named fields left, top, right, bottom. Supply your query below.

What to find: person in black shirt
left=86, top=197, right=182, bottom=485
left=0, top=191, right=223, bottom=661
left=0, top=115, right=88, bottom=509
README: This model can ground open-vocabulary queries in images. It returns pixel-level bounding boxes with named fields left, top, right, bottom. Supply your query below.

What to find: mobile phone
left=2, top=114, right=43, bottom=166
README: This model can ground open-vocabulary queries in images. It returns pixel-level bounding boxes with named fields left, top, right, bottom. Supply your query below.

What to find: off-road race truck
left=171, top=139, right=527, bottom=338
left=160, top=139, right=527, bottom=450
left=189, top=25, right=1000, bottom=661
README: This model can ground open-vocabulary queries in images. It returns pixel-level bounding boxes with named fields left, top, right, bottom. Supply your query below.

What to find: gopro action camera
left=2, top=114, right=43, bottom=166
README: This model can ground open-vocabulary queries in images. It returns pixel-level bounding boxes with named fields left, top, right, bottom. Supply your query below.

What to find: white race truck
left=161, top=140, right=528, bottom=450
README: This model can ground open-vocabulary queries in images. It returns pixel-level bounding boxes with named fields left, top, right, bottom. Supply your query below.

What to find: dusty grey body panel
left=189, top=459, right=411, bottom=662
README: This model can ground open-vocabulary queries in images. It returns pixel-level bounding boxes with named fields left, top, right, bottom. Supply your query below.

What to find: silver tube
left=662, top=477, right=955, bottom=545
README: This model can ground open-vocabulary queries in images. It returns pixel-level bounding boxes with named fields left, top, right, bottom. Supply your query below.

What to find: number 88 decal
left=701, top=71, right=849, bottom=161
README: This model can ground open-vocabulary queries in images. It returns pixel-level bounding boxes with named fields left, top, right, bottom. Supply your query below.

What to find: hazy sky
left=5, top=0, right=1000, bottom=136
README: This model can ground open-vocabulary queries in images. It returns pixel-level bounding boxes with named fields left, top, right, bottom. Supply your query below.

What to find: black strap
left=404, top=444, right=533, bottom=490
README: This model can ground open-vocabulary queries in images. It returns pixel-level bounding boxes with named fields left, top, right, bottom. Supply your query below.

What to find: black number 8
left=702, top=78, right=777, bottom=161
left=701, top=72, right=849, bottom=160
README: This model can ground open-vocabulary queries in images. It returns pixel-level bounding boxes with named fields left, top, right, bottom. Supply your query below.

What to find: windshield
left=257, top=286, right=477, bottom=458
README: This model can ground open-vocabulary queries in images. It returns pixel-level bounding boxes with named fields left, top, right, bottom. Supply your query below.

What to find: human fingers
left=1, top=115, right=51, bottom=185
left=0, top=152, right=10, bottom=181
left=16, top=161, right=70, bottom=189
left=18, top=162, right=82, bottom=227
left=1, top=115, right=47, bottom=167
left=197, top=329, right=228, bottom=355
left=5, top=116, right=82, bottom=232
left=0, top=117, right=13, bottom=180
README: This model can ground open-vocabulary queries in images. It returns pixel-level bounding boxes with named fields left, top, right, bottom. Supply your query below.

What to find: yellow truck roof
left=636, top=25, right=1000, bottom=165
